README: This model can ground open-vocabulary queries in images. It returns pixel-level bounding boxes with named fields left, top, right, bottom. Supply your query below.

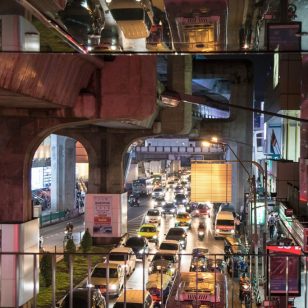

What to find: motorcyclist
left=197, top=222, right=205, bottom=240
left=66, top=222, right=74, bottom=233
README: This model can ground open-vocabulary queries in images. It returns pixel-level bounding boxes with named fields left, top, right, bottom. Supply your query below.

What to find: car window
left=126, top=237, right=145, bottom=247
left=159, top=243, right=178, bottom=250
left=91, top=267, right=118, bottom=278
left=216, top=219, right=234, bottom=226
left=109, top=253, right=128, bottom=262
left=167, top=229, right=184, bottom=236
left=111, top=8, right=144, bottom=21
left=140, top=226, right=156, bottom=232
left=177, top=213, right=189, bottom=218
left=153, top=254, right=176, bottom=262
left=147, top=210, right=159, bottom=216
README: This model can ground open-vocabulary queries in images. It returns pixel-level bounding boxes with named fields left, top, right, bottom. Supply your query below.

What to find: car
left=174, top=193, right=188, bottom=205
left=148, top=259, right=176, bottom=277
left=128, top=194, right=140, bottom=207
left=190, top=255, right=208, bottom=272
left=207, top=258, right=226, bottom=273
left=145, top=209, right=161, bottom=225
left=190, top=248, right=209, bottom=272
left=161, top=202, right=177, bottom=216
left=174, top=185, right=184, bottom=194
left=159, top=240, right=181, bottom=254
left=114, top=289, right=153, bottom=308
left=152, top=198, right=166, bottom=208
left=175, top=212, right=191, bottom=228
left=90, top=263, right=125, bottom=296
left=56, top=287, right=106, bottom=308
left=191, top=203, right=211, bottom=218
left=107, top=247, right=137, bottom=275
left=152, top=187, right=165, bottom=200
left=137, top=224, right=159, bottom=245
left=98, top=24, right=122, bottom=51
left=152, top=251, right=179, bottom=269
left=167, top=180, right=176, bottom=189
left=124, top=236, right=149, bottom=259
left=165, top=227, right=187, bottom=249
left=107, top=0, right=154, bottom=39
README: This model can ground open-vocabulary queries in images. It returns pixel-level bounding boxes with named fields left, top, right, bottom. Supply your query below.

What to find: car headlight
left=231, top=230, right=235, bottom=233
left=153, top=235, right=157, bottom=239
left=109, top=284, right=118, bottom=290
left=191, top=265, right=195, bottom=268
left=186, top=207, right=190, bottom=210
left=162, top=201, right=166, bottom=205
left=138, top=234, right=141, bottom=237
left=216, top=229, right=220, bottom=233
left=198, top=231, right=204, bottom=236
left=170, top=209, right=175, bottom=213
left=139, top=249, right=144, bottom=254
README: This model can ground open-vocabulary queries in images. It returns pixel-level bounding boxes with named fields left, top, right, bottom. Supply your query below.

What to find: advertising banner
left=93, top=195, right=112, bottom=235
left=267, top=246, right=301, bottom=296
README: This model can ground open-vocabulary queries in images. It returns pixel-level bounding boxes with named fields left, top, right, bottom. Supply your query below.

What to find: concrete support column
left=160, top=56, right=193, bottom=134
left=51, top=135, right=76, bottom=212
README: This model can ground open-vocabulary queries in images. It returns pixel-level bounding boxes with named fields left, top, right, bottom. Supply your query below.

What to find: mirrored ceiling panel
left=0, top=0, right=307, bottom=54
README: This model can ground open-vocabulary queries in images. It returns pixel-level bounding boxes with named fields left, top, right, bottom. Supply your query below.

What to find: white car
left=145, top=209, right=161, bottom=225
left=107, top=247, right=137, bottom=276
left=159, top=240, right=181, bottom=254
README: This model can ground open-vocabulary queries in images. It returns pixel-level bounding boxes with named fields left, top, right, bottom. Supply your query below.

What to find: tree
left=64, top=238, right=76, bottom=267
left=40, top=253, right=52, bottom=287
left=80, top=228, right=93, bottom=253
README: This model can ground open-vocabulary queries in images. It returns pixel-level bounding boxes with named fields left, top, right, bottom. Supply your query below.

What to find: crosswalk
left=127, top=213, right=146, bottom=236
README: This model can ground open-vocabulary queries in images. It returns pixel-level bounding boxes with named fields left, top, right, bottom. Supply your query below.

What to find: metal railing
left=1, top=251, right=307, bottom=308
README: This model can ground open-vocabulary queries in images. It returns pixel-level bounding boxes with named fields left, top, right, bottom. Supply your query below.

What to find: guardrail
left=40, top=209, right=82, bottom=227
left=1, top=251, right=306, bottom=308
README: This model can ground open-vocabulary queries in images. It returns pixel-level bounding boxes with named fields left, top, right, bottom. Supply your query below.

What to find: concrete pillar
left=160, top=55, right=193, bottom=134
left=51, top=135, right=76, bottom=212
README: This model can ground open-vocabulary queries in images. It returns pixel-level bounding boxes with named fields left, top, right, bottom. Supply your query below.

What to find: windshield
left=177, top=213, right=189, bottom=218
left=126, top=237, right=145, bottom=247
left=216, top=219, right=234, bottom=226
left=160, top=243, right=179, bottom=250
left=167, top=229, right=184, bottom=236
left=153, top=254, right=176, bottom=262
left=91, top=267, right=118, bottom=278
left=140, top=226, right=156, bottom=232
left=111, top=9, right=144, bottom=21
left=154, top=188, right=162, bottom=192
left=109, top=254, right=128, bottom=261
left=175, top=194, right=186, bottom=199
left=165, top=203, right=174, bottom=208
left=147, top=210, right=160, bottom=216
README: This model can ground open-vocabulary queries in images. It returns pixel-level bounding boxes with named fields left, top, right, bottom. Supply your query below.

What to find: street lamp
left=206, top=137, right=266, bottom=288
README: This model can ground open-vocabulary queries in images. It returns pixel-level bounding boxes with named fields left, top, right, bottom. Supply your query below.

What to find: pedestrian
left=268, top=213, right=276, bottom=239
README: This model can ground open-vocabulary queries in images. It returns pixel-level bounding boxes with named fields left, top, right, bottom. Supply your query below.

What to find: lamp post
left=208, top=138, right=268, bottom=290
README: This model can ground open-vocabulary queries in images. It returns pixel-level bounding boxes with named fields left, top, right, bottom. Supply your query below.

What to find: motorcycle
left=64, top=223, right=74, bottom=240
left=128, top=195, right=140, bottom=207
left=239, top=275, right=251, bottom=307
left=197, top=222, right=205, bottom=240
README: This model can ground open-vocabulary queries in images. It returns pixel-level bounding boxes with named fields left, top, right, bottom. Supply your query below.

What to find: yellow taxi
left=137, top=224, right=159, bottom=245
left=175, top=212, right=191, bottom=228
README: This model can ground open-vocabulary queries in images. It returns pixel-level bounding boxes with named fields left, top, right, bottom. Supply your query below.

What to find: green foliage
left=80, top=229, right=93, bottom=253
left=40, top=253, right=52, bottom=287
left=64, top=239, right=76, bottom=266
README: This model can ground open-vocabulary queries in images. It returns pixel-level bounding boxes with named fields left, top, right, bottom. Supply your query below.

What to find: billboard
left=267, top=245, right=301, bottom=296
left=190, top=161, right=232, bottom=203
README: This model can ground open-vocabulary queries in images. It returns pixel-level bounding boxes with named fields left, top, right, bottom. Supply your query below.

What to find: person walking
left=268, top=213, right=276, bottom=239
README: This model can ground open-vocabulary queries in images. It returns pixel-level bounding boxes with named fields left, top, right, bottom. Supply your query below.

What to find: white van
left=214, top=211, right=235, bottom=238
left=107, top=0, right=154, bottom=39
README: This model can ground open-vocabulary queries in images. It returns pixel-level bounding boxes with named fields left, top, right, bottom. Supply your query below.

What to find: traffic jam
left=90, top=170, right=252, bottom=308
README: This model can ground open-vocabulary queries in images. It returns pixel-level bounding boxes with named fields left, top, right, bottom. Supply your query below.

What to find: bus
left=132, top=178, right=153, bottom=196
